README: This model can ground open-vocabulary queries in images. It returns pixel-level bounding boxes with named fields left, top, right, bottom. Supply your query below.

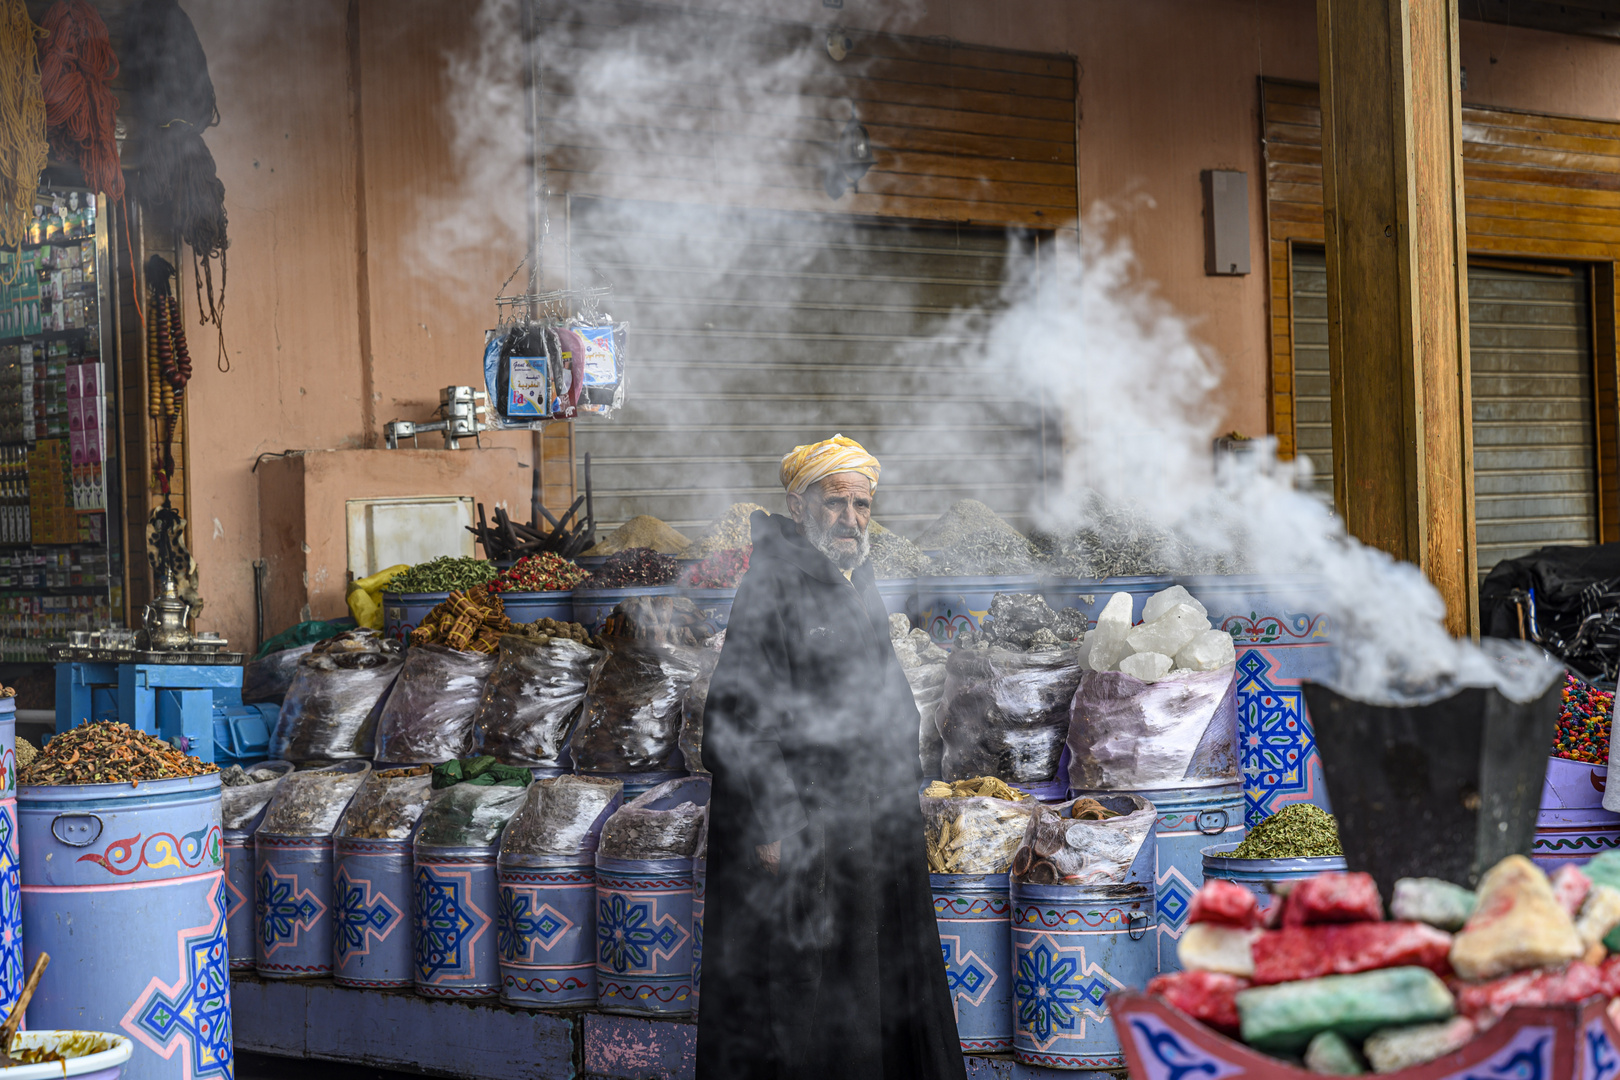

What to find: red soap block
left=1454, top=961, right=1605, bottom=1029
left=1188, top=878, right=1262, bottom=929
left=1550, top=864, right=1592, bottom=917
left=1250, top=921, right=1454, bottom=985
left=1282, top=872, right=1383, bottom=926
left=1147, top=969, right=1248, bottom=1035
left=1597, top=955, right=1620, bottom=997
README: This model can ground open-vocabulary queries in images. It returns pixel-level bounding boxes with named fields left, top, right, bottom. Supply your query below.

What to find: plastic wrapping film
left=1066, top=664, right=1239, bottom=792
left=679, top=649, right=720, bottom=776
left=243, top=644, right=314, bottom=705
left=415, top=781, right=531, bottom=848
left=1011, top=794, right=1157, bottom=886
left=220, top=761, right=295, bottom=831
left=598, top=776, right=710, bottom=860
left=908, top=663, right=947, bottom=776
left=571, top=637, right=704, bottom=774
left=471, top=635, right=601, bottom=767
left=270, top=633, right=403, bottom=761
left=500, top=774, right=625, bottom=858
left=335, top=767, right=434, bottom=841
left=373, top=644, right=498, bottom=765
left=258, top=762, right=372, bottom=837
left=937, top=646, right=1084, bottom=784
left=921, top=792, right=1034, bottom=874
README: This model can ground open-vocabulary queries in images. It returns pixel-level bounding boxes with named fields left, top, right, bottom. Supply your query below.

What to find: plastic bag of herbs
left=597, top=777, right=709, bottom=860
left=372, top=644, right=498, bottom=765
left=471, top=628, right=602, bottom=768
left=257, top=762, right=372, bottom=838
left=221, top=760, right=295, bottom=832
left=334, top=766, right=434, bottom=842
left=500, top=774, right=624, bottom=859
left=937, top=642, right=1083, bottom=786
left=920, top=776, right=1036, bottom=875
left=414, top=759, right=530, bottom=849
left=1010, top=793, right=1156, bottom=886
left=271, top=631, right=403, bottom=762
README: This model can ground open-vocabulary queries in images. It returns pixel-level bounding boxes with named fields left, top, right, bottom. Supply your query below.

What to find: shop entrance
left=1290, top=245, right=1598, bottom=579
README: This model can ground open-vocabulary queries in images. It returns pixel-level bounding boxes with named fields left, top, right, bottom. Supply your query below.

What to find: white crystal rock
left=1174, top=629, right=1237, bottom=672
left=1142, top=585, right=1208, bottom=624
left=1125, top=603, right=1210, bottom=658
left=889, top=612, right=911, bottom=639
left=1119, top=651, right=1173, bottom=683
left=1087, top=592, right=1135, bottom=672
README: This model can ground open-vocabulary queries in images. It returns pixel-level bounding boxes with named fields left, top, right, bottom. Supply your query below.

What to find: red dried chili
left=489, top=553, right=588, bottom=594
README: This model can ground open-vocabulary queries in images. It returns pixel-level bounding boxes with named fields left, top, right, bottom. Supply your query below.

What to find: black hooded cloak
left=695, top=512, right=964, bottom=1080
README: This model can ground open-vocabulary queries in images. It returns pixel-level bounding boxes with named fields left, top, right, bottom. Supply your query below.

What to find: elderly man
left=695, top=436, right=964, bottom=1080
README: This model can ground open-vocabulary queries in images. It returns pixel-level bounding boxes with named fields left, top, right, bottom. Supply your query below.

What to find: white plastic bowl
left=0, top=1031, right=133, bottom=1079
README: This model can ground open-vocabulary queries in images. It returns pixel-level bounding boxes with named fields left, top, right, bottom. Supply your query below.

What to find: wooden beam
left=1317, top=0, right=1476, bottom=635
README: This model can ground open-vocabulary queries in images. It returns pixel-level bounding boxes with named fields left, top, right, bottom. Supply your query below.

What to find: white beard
left=804, top=514, right=870, bottom=572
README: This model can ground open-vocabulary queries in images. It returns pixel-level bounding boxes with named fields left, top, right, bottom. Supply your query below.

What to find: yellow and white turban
left=779, top=434, right=881, bottom=495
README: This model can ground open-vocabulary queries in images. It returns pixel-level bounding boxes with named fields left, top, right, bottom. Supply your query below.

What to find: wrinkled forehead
left=807, top=472, right=874, bottom=501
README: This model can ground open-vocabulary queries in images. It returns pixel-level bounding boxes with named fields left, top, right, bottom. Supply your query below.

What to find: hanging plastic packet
left=335, top=766, right=434, bottom=842
left=572, top=322, right=625, bottom=418
left=500, top=774, right=624, bottom=858
left=221, top=760, right=295, bottom=831
left=258, top=762, right=372, bottom=838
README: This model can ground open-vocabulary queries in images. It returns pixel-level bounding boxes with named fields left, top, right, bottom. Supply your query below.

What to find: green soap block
left=1584, top=851, right=1620, bottom=892
left=1304, top=1030, right=1366, bottom=1076
left=1236, top=967, right=1455, bottom=1053
left=1605, top=921, right=1620, bottom=954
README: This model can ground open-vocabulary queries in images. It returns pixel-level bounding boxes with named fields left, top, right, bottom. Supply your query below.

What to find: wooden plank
left=1592, top=263, right=1619, bottom=541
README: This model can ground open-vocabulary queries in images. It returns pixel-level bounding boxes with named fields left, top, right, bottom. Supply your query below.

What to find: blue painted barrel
left=333, top=837, right=413, bottom=988
left=691, top=854, right=707, bottom=1021
left=382, top=591, right=450, bottom=643
left=595, top=855, right=695, bottom=1016
left=20, top=773, right=231, bottom=1080
left=224, top=829, right=256, bottom=972
left=1137, top=784, right=1245, bottom=973
left=917, top=576, right=1042, bottom=647
left=255, top=833, right=337, bottom=978
left=1041, top=576, right=1175, bottom=627
left=415, top=843, right=502, bottom=999
left=679, top=588, right=735, bottom=631
left=875, top=578, right=916, bottom=623
left=1533, top=756, right=1620, bottom=871
left=0, top=697, right=19, bottom=1016
left=497, top=854, right=597, bottom=1007
left=933, top=872, right=1012, bottom=1053
left=499, top=591, right=575, bottom=624
left=572, top=586, right=683, bottom=634
left=1177, top=575, right=1334, bottom=826
left=1200, top=842, right=1347, bottom=917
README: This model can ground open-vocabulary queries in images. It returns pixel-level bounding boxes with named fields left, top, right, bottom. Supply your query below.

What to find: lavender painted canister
left=333, top=836, right=413, bottom=987
left=0, top=696, right=20, bottom=1014
left=497, top=853, right=598, bottom=1006
left=223, top=829, right=255, bottom=972
left=415, top=843, right=502, bottom=999
left=690, top=854, right=705, bottom=1020
left=1177, top=575, right=1335, bottom=826
left=1533, top=756, right=1620, bottom=871
left=932, top=872, right=1012, bottom=1053
left=595, top=855, right=695, bottom=1016
left=20, top=773, right=231, bottom=1080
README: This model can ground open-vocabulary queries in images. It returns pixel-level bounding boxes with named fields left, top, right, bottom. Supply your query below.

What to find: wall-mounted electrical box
left=1202, top=169, right=1250, bottom=276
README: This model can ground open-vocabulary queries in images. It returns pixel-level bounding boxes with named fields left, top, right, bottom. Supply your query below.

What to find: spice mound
left=686, top=547, right=749, bottom=588
left=916, top=500, right=1039, bottom=576
left=869, top=522, right=932, bottom=579
left=586, top=547, right=679, bottom=588
left=387, top=555, right=497, bottom=594
left=1230, top=802, right=1342, bottom=859
left=14, top=736, right=35, bottom=770
left=689, top=503, right=766, bottom=558
left=1554, top=672, right=1612, bottom=764
left=22, top=721, right=218, bottom=785
left=585, top=515, right=691, bottom=557
left=489, top=553, right=587, bottom=594
left=410, top=587, right=511, bottom=653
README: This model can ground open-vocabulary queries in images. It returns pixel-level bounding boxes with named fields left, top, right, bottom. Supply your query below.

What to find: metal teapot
left=143, top=572, right=193, bottom=651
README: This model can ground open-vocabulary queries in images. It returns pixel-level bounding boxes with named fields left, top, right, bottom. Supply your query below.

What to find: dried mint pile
left=586, top=547, right=679, bottom=588
left=388, top=556, right=497, bottom=594
left=1230, top=802, right=1342, bottom=859
left=869, top=522, right=932, bottom=579
left=916, top=500, right=1040, bottom=576
left=22, top=721, right=217, bottom=785
left=489, top=553, right=587, bottom=594
left=686, top=547, right=749, bottom=588
left=689, top=503, right=765, bottom=558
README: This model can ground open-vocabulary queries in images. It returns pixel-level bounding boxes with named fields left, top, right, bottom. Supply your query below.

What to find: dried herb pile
left=586, top=547, right=679, bottom=588
left=409, top=587, right=511, bottom=653
left=689, top=503, right=765, bottom=558
left=869, top=522, right=932, bottom=579
left=506, top=617, right=598, bottom=648
left=339, top=766, right=432, bottom=841
left=388, top=556, right=497, bottom=594
left=916, top=500, right=1040, bottom=576
left=14, top=737, right=34, bottom=771
left=22, top=722, right=217, bottom=785
left=489, top=553, right=587, bottom=594
left=1230, top=802, right=1342, bottom=859
left=686, top=547, right=749, bottom=588
left=584, top=515, right=691, bottom=557
left=924, top=776, right=1029, bottom=801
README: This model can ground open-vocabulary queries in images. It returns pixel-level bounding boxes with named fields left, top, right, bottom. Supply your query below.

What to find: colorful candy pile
left=1554, top=672, right=1613, bottom=764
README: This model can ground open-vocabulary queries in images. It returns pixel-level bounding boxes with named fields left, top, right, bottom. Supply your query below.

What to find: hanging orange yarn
left=0, top=0, right=48, bottom=250
left=37, top=0, right=121, bottom=199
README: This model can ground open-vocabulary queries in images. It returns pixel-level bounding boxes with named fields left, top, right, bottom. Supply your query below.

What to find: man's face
left=788, top=472, right=873, bottom=571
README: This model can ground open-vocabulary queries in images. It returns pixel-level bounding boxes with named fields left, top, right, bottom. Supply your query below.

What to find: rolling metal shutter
left=568, top=195, right=1052, bottom=535
left=1290, top=247, right=1597, bottom=576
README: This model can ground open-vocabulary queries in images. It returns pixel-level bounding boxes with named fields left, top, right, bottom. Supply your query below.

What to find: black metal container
left=1303, top=667, right=1561, bottom=895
